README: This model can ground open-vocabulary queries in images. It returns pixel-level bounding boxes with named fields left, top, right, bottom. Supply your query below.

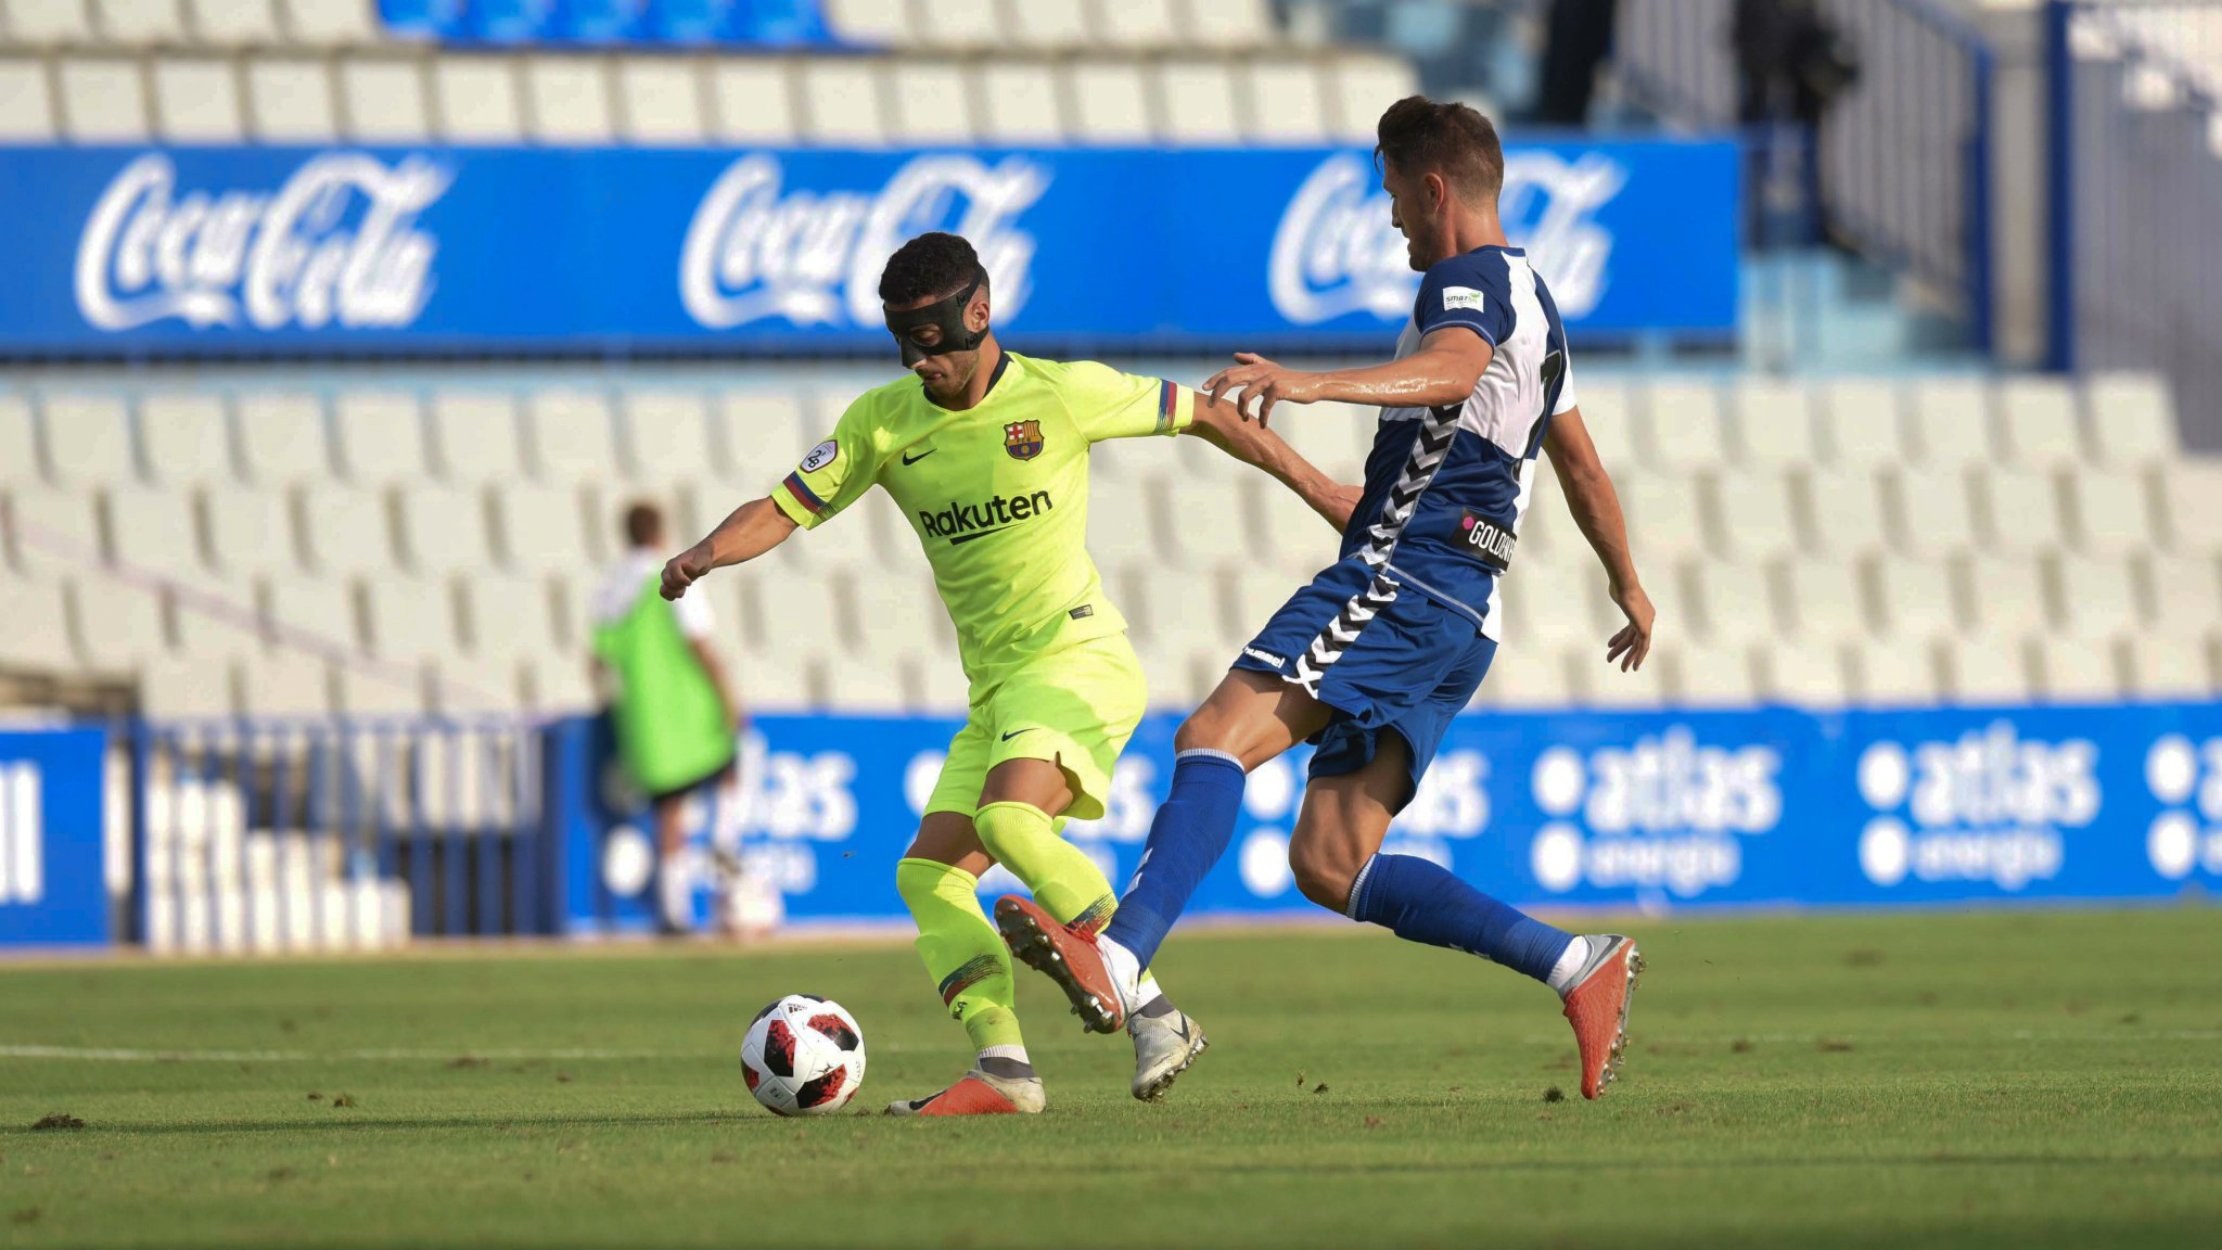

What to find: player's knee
left=1171, top=709, right=1229, bottom=755
left=1287, top=839, right=1360, bottom=913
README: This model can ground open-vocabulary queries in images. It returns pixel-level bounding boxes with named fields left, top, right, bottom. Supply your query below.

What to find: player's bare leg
left=888, top=812, right=1044, bottom=1116
left=652, top=792, right=692, bottom=937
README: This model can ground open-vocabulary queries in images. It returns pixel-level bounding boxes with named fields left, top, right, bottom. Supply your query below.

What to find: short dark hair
left=1374, top=95, right=1504, bottom=200
left=877, top=232, right=987, bottom=306
left=623, top=501, right=663, bottom=547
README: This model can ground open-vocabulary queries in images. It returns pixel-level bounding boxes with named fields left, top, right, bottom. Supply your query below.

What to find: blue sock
left=1347, top=853, right=1573, bottom=984
left=1103, top=749, right=1246, bottom=967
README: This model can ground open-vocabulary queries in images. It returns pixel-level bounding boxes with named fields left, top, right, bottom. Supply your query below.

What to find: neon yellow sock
left=895, top=857, right=1025, bottom=1055
left=973, top=801, right=1117, bottom=936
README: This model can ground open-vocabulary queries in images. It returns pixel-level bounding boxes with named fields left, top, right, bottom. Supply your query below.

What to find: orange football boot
left=1560, top=934, right=1644, bottom=1099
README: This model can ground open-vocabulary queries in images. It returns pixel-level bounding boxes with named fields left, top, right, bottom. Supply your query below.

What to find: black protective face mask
left=885, top=270, right=987, bottom=367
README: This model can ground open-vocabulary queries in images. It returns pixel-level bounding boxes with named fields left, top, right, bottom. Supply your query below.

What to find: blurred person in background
left=1534, top=0, right=1619, bottom=127
left=1732, top=0, right=1859, bottom=243
left=591, top=501, right=741, bottom=937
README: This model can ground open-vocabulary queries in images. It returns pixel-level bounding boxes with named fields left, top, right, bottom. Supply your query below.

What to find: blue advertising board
left=0, top=728, right=110, bottom=948
left=0, top=141, right=1739, bottom=357
left=556, top=701, right=2222, bottom=935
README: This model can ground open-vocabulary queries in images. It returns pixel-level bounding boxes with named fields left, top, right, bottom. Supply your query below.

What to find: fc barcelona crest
left=1003, top=420, right=1044, bottom=461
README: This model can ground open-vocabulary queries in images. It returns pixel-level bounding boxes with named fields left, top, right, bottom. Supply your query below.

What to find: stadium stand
left=5, top=371, right=2216, bottom=717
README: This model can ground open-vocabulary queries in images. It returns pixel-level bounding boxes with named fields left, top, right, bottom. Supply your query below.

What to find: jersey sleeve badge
left=1003, top=420, right=1044, bottom=461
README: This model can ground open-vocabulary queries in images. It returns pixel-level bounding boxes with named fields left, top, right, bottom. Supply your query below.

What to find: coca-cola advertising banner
left=0, top=141, right=1738, bottom=356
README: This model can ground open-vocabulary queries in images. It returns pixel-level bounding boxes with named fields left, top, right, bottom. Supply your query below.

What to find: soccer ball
left=740, top=994, right=866, bottom=1116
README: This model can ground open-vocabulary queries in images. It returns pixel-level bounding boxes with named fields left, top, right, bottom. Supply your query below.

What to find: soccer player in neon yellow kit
left=661, top=233, right=1353, bottom=1115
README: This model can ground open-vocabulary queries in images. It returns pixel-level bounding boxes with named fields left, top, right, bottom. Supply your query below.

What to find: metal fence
left=131, top=717, right=552, bottom=954
left=1613, top=0, right=1995, bottom=348
left=2051, top=0, right=2222, bottom=447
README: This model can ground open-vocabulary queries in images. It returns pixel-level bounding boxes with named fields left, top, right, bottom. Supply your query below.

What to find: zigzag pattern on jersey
left=1292, top=571, right=1401, bottom=695
left=1357, top=403, right=1461, bottom=570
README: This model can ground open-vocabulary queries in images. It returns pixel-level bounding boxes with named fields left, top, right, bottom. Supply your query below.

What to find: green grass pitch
left=3, top=907, right=2218, bottom=1248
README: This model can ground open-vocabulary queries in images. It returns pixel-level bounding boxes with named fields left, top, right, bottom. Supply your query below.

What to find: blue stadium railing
left=2047, top=0, right=2222, bottom=448
left=1613, top=0, right=1997, bottom=354
left=376, top=0, right=841, bottom=47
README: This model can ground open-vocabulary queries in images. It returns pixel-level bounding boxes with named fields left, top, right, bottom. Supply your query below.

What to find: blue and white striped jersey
left=1336, top=244, right=1574, bottom=642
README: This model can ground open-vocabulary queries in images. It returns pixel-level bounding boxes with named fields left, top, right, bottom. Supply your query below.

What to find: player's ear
left=968, top=288, right=990, bottom=333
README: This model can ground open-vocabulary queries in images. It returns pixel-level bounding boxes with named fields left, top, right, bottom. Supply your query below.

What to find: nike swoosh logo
left=901, top=448, right=936, bottom=465
left=1000, top=729, right=1035, bottom=742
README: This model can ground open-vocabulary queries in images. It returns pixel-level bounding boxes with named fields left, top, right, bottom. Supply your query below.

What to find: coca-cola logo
left=75, top=152, right=446, bottom=332
left=1268, top=150, right=1625, bottom=326
left=680, top=153, right=1046, bottom=331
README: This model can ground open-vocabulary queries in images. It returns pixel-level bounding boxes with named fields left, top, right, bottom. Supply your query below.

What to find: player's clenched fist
left=661, top=542, right=714, bottom=600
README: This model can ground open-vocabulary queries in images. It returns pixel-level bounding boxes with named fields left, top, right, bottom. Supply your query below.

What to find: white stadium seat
left=617, top=57, right=704, bottom=145
left=1068, top=60, right=1152, bottom=142
left=1997, top=376, right=2084, bottom=467
left=0, top=397, right=41, bottom=487
left=2062, top=468, right=2155, bottom=555
left=1816, top=379, right=1907, bottom=469
left=822, top=654, right=910, bottom=713
left=1888, top=467, right=1977, bottom=557
left=2124, top=635, right=2215, bottom=699
left=1007, top=0, right=1087, bottom=49
left=244, top=58, right=338, bottom=141
left=1687, top=559, right=1779, bottom=646
left=460, top=573, right=564, bottom=663
left=1640, top=380, right=1727, bottom=470
left=977, top=61, right=1064, bottom=143
left=161, top=570, right=260, bottom=660
left=709, top=60, right=797, bottom=143
left=1242, top=62, right=1326, bottom=143
left=820, top=0, right=911, bottom=46
left=1153, top=60, right=1242, bottom=143
left=68, top=578, right=165, bottom=672
left=7, top=0, right=94, bottom=44
left=432, top=56, right=524, bottom=143
left=152, top=57, right=242, bottom=140
left=394, top=486, right=492, bottom=576
left=799, top=58, right=884, bottom=144
left=187, top=0, right=282, bottom=45
left=0, top=59, right=56, bottom=142
left=1779, top=557, right=1869, bottom=641
left=1096, top=0, right=1179, bottom=47
left=2050, top=556, right=2141, bottom=640
left=1871, top=557, right=1958, bottom=640
left=264, top=579, right=358, bottom=650
left=1183, top=0, right=1274, bottom=47
left=2034, top=636, right=2121, bottom=702
left=911, top=0, right=997, bottom=49
left=719, top=394, right=814, bottom=482
left=298, top=489, right=393, bottom=576
left=1572, top=644, right=1664, bottom=708
left=106, top=487, right=203, bottom=574
left=428, top=391, right=525, bottom=484
left=1974, top=468, right=2065, bottom=555
left=2157, top=461, right=2222, bottom=551
left=1906, top=376, right=1994, bottom=468
left=1795, top=467, right=1887, bottom=557
left=2084, top=373, right=2178, bottom=465
left=140, top=393, right=234, bottom=486
left=1620, top=473, right=1706, bottom=558
left=1946, top=634, right=2034, bottom=704
left=0, top=575, right=76, bottom=671
left=1852, top=637, right=1938, bottom=706
left=1961, top=554, right=2048, bottom=638
left=526, top=653, right=599, bottom=714
left=1760, top=642, right=1851, bottom=707
left=281, top=0, right=378, bottom=46
left=2142, top=552, right=2222, bottom=642
left=238, top=651, right=335, bottom=717
left=203, top=489, right=296, bottom=576
left=1474, top=645, right=1572, bottom=708
left=622, top=391, right=719, bottom=485
left=336, top=664, right=427, bottom=717
left=5, top=487, right=103, bottom=578
left=1669, top=641, right=1758, bottom=707
left=495, top=486, right=595, bottom=574
left=38, top=392, right=137, bottom=485
left=429, top=655, right=526, bottom=715
left=1730, top=377, right=1819, bottom=467
left=1708, top=471, right=1800, bottom=561
left=526, top=56, right=614, bottom=143
left=1326, top=54, right=1417, bottom=141
left=1570, top=380, right=1632, bottom=462
left=92, top=0, right=185, bottom=43
left=1507, top=561, right=1615, bottom=645
left=140, top=656, right=235, bottom=718
left=339, top=58, right=430, bottom=142
left=362, top=576, right=459, bottom=663
left=524, top=389, right=619, bottom=485
left=332, top=391, right=428, bottom=486
left=886, top=59, right=972, bottom=144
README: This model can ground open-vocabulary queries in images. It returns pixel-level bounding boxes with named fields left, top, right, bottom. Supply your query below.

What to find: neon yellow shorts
left=923, top=634, right=1148, bottom=823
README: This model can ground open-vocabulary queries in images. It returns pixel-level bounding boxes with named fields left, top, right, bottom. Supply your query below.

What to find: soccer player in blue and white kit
left=998, top=96, right=1659, bottom=1100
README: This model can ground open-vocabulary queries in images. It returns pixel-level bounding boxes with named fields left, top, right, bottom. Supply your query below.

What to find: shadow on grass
left=0, top=1110, right=801, bottom=1137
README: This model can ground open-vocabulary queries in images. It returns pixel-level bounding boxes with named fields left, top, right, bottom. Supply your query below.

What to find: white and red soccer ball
left=740, top=994, right=866, bottom=1116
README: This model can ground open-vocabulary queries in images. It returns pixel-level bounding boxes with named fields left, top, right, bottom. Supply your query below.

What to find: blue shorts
left=1230, top=559, right=1497, bottom=810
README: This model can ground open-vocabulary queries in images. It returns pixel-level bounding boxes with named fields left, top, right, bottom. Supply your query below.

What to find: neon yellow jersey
left=769, top=351, right=1195, bottom=682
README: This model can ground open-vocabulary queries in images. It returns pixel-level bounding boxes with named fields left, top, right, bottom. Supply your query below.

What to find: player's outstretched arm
left=1184, top=392, right=1362, bottom=531
left=661, top=497, right=798, bottom=601
left=1202, top=330, right=1492, bottom=424
left=1543, top=408, right=1654, bottom=672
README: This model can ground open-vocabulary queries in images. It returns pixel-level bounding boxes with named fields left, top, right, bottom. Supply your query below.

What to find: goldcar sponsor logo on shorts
left=1527, top=728, right=1782, bottom=899
left=1854, top=722, right=2097, bottom=892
